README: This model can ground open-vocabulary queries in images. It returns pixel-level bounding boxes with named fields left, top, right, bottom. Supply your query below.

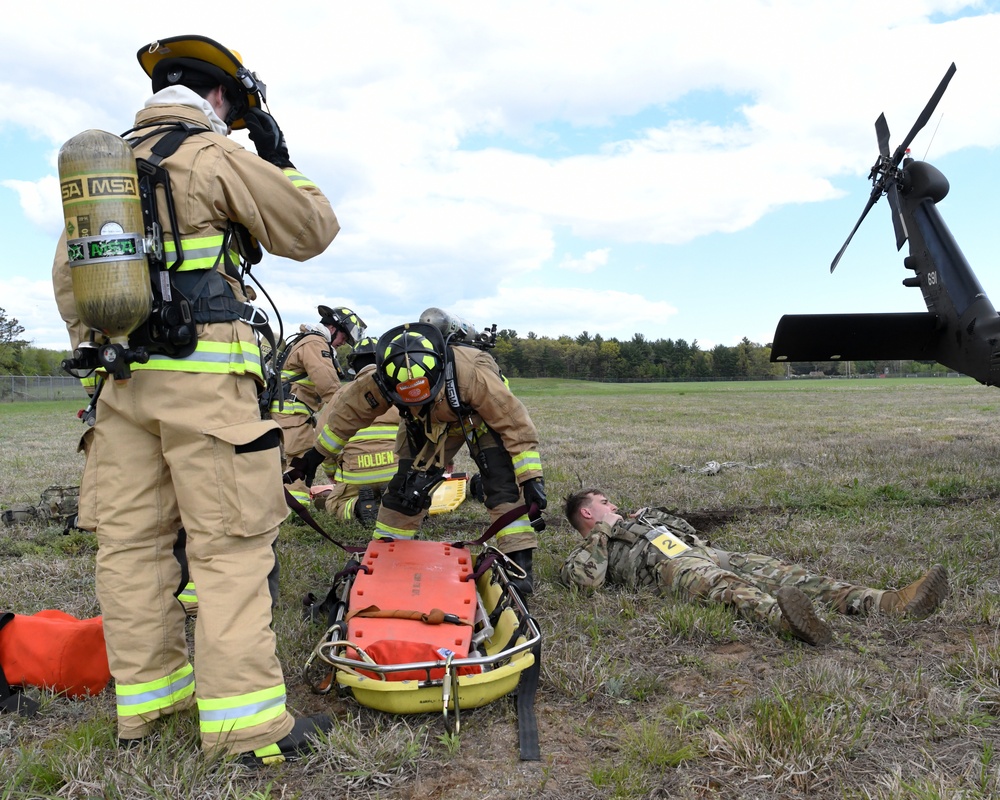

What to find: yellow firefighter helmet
left=137, top=34, right=266, bottom=130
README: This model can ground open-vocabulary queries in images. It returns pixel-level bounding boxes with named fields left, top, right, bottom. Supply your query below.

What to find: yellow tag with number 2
left=648, top=529, right=691, bottom=558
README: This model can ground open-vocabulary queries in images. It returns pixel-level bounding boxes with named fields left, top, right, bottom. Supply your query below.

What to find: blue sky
left=4, top=1, right=1000, bottom=352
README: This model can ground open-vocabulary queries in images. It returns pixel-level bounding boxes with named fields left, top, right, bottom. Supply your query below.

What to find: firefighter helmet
left=137, top=35, right=266, bottom=130
left=317, top=305, right=366, bottom=346
left=347, top=336, right=378, bottom=372
left=375, top=323, right=447, bottom=407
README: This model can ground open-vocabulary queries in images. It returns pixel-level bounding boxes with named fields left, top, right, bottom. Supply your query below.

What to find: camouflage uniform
left=2, top=486, right=80, bottom=528
left=560, top=507, right=889, bottom=633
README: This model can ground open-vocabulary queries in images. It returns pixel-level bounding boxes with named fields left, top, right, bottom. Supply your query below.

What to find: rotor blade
left=831, top=186, right=882, bottom=272
left=886, top=181, right=907, bottom=250
left=875, top=113, right=890, bottom=157
left=890, top=62, right=956, bottom=165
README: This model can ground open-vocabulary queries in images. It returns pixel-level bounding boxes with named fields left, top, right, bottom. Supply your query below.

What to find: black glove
left=468, top=473, right=485, bottom=503
left=521, top=477, right=547, bottom=511
left=244, top=108, right=294, bottom=170
left=287, top=448, right=326, bottom=487
left=521, top=477, right=547, bottom=531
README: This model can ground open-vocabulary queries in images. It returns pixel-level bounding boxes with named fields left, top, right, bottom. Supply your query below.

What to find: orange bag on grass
left=0, top=610, right=110, bottom=698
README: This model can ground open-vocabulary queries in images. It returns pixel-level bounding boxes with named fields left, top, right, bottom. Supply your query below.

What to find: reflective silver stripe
left=117, top=670, right=195, bottom=707
left=198, top=692, right=285, bottom=722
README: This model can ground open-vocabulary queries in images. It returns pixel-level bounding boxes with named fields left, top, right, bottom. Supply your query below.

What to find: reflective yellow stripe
left=132, top=340, right=263, bottom=379
left=318, top=427, right=349, bottom=457
left=162, top=233, right=231, bottom=271
left=198, top=683, right=287, bottom=734
left=177, top=582, right=197, bottom=603
left=335, top=466, right=396, bottom=484
left=373, top=522, right=416, bottom=540
left=352, top=424, right=397, bottom=441
left=270, top=398, right=312, bottom=415
left=79, top=375, right=98, bottom=390
left=284, top=168, right=318, bottom=189
left=496, top=515, right=534, bottom=539
left=342, top=497, right=356, bottom=520
left=116, top=663, right=195, bottom=717
left=288, top=488, right=311, bottom=505
left=512, top=451, right=542, bottom=478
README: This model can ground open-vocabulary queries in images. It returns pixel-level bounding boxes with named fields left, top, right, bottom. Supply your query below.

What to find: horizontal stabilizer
left=770, top=313, right=942, bottom=362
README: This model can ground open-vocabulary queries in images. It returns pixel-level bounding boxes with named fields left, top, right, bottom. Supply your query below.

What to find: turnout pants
left=82, top=368, right=294, bottom=754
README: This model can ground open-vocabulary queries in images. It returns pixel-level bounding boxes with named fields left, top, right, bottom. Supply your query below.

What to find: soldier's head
left=564, top=489, right=621, bottom=535
left=318, top=305, right=366, bottom=348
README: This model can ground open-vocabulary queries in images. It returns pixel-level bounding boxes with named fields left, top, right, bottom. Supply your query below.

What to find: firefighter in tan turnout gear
left=311, top=336, right=401, bottom=524
left=271, top=305, right=365, bottom=507
left=51, top=35, right=337, bottom=764
left=288, top=318, right=545, bottom=594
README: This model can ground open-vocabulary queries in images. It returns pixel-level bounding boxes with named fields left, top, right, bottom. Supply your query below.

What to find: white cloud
left=558, top=249, right=610, bottom=274
left=2, top=176, right=61, bottom=231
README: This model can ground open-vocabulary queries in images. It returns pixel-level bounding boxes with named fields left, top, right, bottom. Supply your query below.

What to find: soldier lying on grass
left=561, top=489, right=948, bottom=646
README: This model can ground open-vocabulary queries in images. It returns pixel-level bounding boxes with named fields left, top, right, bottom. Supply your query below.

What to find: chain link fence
left=1, top=375, right=87, bottom=402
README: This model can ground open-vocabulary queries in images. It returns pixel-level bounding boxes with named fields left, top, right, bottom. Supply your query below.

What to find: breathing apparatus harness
left=61, top=120, right=280, bottom=390
left=259, top=327, right=347, bottom=419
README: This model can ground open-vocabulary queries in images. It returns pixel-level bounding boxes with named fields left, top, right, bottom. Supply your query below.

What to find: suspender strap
left=283, top=489, right=367, bottom=554
left=451, top=504, right=529, bottom=549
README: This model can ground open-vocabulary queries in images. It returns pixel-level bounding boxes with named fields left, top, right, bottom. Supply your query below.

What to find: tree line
left=488, top=330, right=949, bottom=381
left=0, top=307, right=949, bottom=381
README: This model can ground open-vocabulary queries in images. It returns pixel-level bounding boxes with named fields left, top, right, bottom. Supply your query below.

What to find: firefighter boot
left=776, top=587, right=832, bottom=646
left=507, top=548, right=534, bottom=599
left=878, top=564, right=948, bottom=619
left=353, top=488, right=381, bottom=526
left=239, top=714, right=334, bottom=767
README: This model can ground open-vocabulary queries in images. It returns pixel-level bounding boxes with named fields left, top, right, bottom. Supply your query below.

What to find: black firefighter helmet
left=318, top=305, right=366, bottom=346
left=375, top=322, right=447, bottom=407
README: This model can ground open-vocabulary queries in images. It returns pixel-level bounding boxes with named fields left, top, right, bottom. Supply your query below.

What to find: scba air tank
left=419, top=307, right=478, bottom=344
left=59, top=129, right=151, bottom=341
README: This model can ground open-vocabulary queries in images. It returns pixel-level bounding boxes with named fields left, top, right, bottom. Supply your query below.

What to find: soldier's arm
left=559, top=525, right=611, bottom=590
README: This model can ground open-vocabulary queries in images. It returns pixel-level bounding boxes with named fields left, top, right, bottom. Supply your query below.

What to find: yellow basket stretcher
left=304, top=538, right=541, bottom=760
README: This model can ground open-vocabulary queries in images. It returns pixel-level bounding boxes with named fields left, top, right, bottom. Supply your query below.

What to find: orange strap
left=345, top=604, right=472, bottom=626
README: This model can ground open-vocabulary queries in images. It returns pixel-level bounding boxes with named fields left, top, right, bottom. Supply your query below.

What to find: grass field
left=3, top=377, right=1000, bottom=799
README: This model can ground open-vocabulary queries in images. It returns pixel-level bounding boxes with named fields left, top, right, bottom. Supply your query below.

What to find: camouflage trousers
left=653, top=546, right=883, bottom=630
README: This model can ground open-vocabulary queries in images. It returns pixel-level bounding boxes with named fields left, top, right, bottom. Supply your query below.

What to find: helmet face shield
left=375, top=323, right=447, bottom=407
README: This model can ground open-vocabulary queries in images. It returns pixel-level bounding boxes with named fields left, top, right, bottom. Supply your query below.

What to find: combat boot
left=239, top=714, right=333, bottom=767
left=353, top=488, right=381, bottom=526
left=776, top=586, right=832, bottom=646
left=878, top=564, right=948, bottom=619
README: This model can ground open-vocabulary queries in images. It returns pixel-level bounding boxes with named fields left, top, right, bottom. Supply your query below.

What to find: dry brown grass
left=3, top=377, right=1000, bottom=799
